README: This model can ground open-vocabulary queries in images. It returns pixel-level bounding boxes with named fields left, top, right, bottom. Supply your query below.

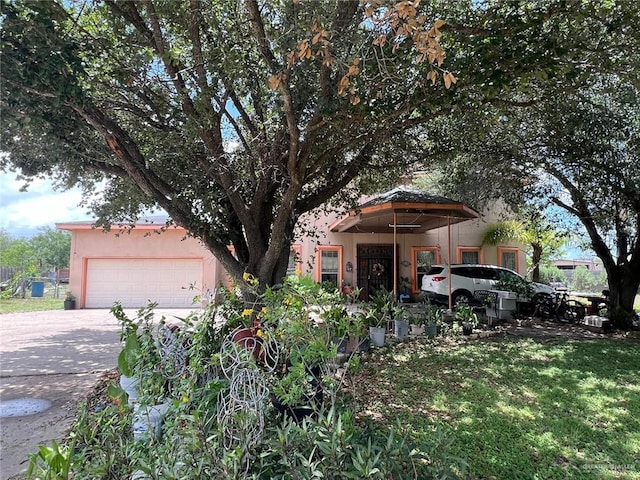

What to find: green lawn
left=0, top=297, right=64, bottom=314
left=355, top=336, right=640, bottom=479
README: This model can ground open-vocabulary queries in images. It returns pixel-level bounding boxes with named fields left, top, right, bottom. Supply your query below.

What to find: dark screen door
left=357, top=244, right=395, bottom=300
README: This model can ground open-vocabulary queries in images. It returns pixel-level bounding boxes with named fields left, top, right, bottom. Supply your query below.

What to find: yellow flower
left=295, top=268, right=302, bottom=276
left=242, top=272, right=258, bottom=286
left=181, top=395, right=189, bottom=403
left=242, top=308, right=254, bottom=317
left=261, top=307, right=268, bottom=315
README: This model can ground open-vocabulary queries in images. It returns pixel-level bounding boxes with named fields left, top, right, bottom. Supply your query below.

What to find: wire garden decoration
left=217, top=324, right=279, bottom=453
left=157, top=324, right=189, bottom=381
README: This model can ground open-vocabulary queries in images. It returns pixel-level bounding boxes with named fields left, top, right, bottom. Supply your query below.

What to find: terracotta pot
left=231, top=327, right=263, bottom=360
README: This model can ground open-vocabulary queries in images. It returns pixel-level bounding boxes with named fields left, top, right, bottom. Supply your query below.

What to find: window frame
left=498, top=247, right=519, bottom=272
left=315, top=245, right=343, bottom=286
left=411, top=246, right=440, bottom=293
left=456, top=247, right=484, bottom=265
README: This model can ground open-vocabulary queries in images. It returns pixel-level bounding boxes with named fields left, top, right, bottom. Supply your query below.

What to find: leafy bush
left=29, top=274, right=466, bottom=479
left=570, top=265, right=597, bottom=292
left=538, top=264, right=567, bottom=285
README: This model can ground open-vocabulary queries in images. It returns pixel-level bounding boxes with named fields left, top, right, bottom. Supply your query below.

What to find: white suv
left=420, top=264, right=555, bottom=305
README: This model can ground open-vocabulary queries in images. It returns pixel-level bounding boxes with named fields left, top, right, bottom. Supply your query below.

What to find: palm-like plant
left=481, top=209, right=566, bottom=282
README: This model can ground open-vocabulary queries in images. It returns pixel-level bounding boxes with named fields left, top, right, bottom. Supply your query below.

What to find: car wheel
left=452, top=290, right=472, bottom=306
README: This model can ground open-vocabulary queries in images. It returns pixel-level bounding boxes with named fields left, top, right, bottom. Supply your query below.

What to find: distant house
left=552, top=258, right=604, bottom=283
left=57, top=187, right=527, bottom=308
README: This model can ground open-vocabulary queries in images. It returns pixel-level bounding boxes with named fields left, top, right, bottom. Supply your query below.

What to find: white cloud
left=0, top=171, right=93, bottom=236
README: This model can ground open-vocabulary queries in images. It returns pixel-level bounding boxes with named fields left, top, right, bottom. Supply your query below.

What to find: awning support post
left=448, top=217, right=453, bottom=310
left=393, top=211, right=398, bottom=297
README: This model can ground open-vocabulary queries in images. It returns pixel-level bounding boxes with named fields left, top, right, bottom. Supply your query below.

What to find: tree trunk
left=605, top=265, right=639, bottom=330
left=531, top=243, right=543, bottom=282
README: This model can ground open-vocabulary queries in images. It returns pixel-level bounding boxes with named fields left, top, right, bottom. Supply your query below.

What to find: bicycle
left=534, top=292, right=585, bottom=323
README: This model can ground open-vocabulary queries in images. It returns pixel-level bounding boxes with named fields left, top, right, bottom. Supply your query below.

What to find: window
left=412, top=247, right=439, bottom=292
left=457, top=247, right=483, bottom=264
left=498, top=247, right=519, bottom=272
left=287, top=245, right=302, bottom=276
left=316, top=245, right=343, bottom=287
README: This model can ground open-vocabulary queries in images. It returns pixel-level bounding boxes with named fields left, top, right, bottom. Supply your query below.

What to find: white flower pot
left=369, top=326, right=386, bottom=347
left=133, top=402, right=170, bottom=441
left=410, top=324, right=424, bottom=336
left=394, top=319, right=408, bottom=339
left=119, top=375, right=139, bottom=406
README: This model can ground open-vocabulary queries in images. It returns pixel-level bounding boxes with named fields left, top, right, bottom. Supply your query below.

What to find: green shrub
left=30, top=274, right=468, bottom=479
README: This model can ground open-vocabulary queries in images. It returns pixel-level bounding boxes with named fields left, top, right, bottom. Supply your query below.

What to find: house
left=552, top=258, right=604, bottom=277
left=57, top=187, right=526, bottom=308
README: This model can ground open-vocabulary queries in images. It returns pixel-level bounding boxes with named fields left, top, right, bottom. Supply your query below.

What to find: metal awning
left=329, top=188, right=479, bottom=234
left=329, top=187, right=480, bottom=309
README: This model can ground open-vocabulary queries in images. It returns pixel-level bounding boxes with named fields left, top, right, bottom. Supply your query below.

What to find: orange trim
left=497, top=247, right=520, bottom=272
left=360, top=201, right=477, bottom=217
left=81, top=257, right=88, bottom=308
left=56, top=222, right=186, bottom=231
left=456, top=247, right=484, bottom=264
left=315, top=245, right=343, bottom=285
left=411, top=246, right=440, bottom=293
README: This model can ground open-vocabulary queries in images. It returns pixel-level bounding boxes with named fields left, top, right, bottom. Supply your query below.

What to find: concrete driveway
left=0, top=308, right=196, bottom=480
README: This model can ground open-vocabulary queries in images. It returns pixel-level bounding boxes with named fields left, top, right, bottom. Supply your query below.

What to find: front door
left=357, top=244, right=396, bottom=300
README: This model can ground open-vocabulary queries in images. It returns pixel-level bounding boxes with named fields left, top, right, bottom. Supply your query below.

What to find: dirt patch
left=503, top=317, right=640, bottom=342
left=0, top=370, right=119, bottom=480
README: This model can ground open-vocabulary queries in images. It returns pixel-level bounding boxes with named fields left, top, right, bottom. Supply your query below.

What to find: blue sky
left=0, top=170, right=93, bottom=238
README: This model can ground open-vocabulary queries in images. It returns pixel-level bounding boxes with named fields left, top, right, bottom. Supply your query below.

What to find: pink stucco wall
left=58, top=203, right=526, bottom=306
left=57, top=223, right=223, bottom=307
left=294, top=208, right=527, bottom=292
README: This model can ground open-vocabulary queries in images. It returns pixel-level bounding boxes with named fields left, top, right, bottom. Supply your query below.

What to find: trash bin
left=31, top=281, right=45, bottom=298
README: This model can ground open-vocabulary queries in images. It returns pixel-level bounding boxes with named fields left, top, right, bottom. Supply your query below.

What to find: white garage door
left=85, top=258, right=202, bottom=308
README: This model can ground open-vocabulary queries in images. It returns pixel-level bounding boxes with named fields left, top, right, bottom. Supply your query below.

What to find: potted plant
left=484, top=293, right=497, bottom=318
left=351, top=312, right=370, bottom=352
left=110, top=303, right=170, bottom=438
left=270, top=317, right=327, bottom=421
left=423, top=303, right=442, bottom=338
left=394, top=311, right=409, bottom=339
left=409, top=316, right=425, bottom=336
left=323, top=305, right=350, bottom=354
left=398, top=276, right=411, bottom=303
left=364, top=305, right=388, bottom=347
left=63, top=291, right=75, bottom=310
left=455, top=303, right=478, bottom=335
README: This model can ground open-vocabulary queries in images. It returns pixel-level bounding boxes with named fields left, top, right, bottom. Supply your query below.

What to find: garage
left=85, top=258, right=203, bottom=308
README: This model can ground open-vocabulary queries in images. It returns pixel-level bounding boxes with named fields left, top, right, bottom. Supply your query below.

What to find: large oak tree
left=434, top=77, right=640, bottom=328
left=2, top=0, right=635, bottom=289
